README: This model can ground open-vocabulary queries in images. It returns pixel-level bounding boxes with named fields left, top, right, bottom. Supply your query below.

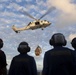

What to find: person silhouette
left=8, top=41, right=37, bottom=75
left=71, top=37, right=76, bottom=72
left=71, top=37, right=76, bottom=50
left=42, top=33, right=76, bottom=75
left=0, top=38, right=7, bottom=75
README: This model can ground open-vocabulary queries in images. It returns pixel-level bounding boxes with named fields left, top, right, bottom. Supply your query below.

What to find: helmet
left=71, top=37, right=76, bottom=49
left=17, top=41, right=30, bottom=53
left=49, top=33, right=67, bottom=46
left=0, top=38, right=3, bottom=48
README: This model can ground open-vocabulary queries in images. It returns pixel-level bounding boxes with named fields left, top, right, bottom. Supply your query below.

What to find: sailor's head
left=0, top=38, right=3, bottom=48
left=71, top=37, right=76, bottom=49
left=49, top=33, right=67, bottom=46
left=17, top=41, right=30, bottom=54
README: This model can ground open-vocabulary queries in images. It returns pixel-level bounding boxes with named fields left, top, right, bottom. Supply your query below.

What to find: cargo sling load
left=35, top=45, right=42, bottom=56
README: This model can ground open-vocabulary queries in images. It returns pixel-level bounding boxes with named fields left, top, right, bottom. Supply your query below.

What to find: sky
left=0, top=0, right=76, bottom=70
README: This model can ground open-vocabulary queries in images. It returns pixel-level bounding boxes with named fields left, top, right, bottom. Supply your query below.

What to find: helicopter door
left=35, top=22, right=40, bottom=25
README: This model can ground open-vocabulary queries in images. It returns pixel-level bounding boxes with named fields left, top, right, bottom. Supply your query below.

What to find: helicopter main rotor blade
left=39, top=7, right=56, bottom=19
left=19, top=9, right=37, bottom=20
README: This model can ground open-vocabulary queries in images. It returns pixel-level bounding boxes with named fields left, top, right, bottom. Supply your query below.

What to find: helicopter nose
left=49, top=22, right=51, bottom=25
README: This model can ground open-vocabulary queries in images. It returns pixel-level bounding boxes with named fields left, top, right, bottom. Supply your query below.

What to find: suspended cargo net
left=35, top=45, right=42, bottom=56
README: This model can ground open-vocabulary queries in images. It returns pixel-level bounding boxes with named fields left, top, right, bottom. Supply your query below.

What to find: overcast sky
left=0, top=0, right=76, bottom=70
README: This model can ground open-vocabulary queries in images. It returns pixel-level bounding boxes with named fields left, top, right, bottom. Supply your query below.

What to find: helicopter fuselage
left=12, top=20, right=51, bottom=33
left=27, top=20, right=51, bottom=30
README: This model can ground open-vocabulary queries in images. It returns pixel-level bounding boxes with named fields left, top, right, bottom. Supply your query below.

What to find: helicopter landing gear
left=15, top=31, right=19, bottom=33
left=41, top=27, right=44, bottom=30
left=14, top=30, right=20, bottom=33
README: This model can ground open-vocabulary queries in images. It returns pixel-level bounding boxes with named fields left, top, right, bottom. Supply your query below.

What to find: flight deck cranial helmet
left=18, top=41, right=30, bottom=53
left=0, top=38, right=3, bottom=48
left=49, top=33, right=67, bottom=46
left=71, top=37, right=76, bottom=49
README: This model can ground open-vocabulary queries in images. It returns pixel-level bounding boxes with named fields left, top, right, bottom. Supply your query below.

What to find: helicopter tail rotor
left=12, top=25, right=20, bottom=33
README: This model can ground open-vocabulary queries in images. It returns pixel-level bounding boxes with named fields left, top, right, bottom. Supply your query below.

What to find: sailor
left=42, top=33, right=76, bottom=75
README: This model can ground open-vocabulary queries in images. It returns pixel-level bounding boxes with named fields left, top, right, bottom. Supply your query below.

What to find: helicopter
left=12, top=7, right=56, bottom=33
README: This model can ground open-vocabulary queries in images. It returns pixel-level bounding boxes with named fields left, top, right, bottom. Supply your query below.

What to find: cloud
left=0, top=0, right=9, bottom=2
left=46, top=0, right=76, bottom=27
left=24, top=0, right=32, bottom=2
left=8, top=2, right=23, bottom=11
left=36, top=0, right=46, bottom=6
left=16, top=0, right=22, bottom=3
left=69, top=34, right=76, bottom=41
left=0, top=4, right=3, bottom=10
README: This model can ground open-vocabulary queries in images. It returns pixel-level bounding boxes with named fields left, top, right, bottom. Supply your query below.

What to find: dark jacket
left=42, top=46, right=76, bottom=75
left=73, top=49, right=76, bottom=71
left=8, top=54, right=37, bottom=75
left=0, top=50, right=7, bottom=75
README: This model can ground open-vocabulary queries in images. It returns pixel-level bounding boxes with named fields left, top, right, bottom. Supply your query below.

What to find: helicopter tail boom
left=12, top=25, right=28, bottom=33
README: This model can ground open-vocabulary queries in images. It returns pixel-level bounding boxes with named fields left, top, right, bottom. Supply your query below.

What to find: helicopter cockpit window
left=35, top=22, right=40, bottom=25
left=44, top=20, right=49, bottom=23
